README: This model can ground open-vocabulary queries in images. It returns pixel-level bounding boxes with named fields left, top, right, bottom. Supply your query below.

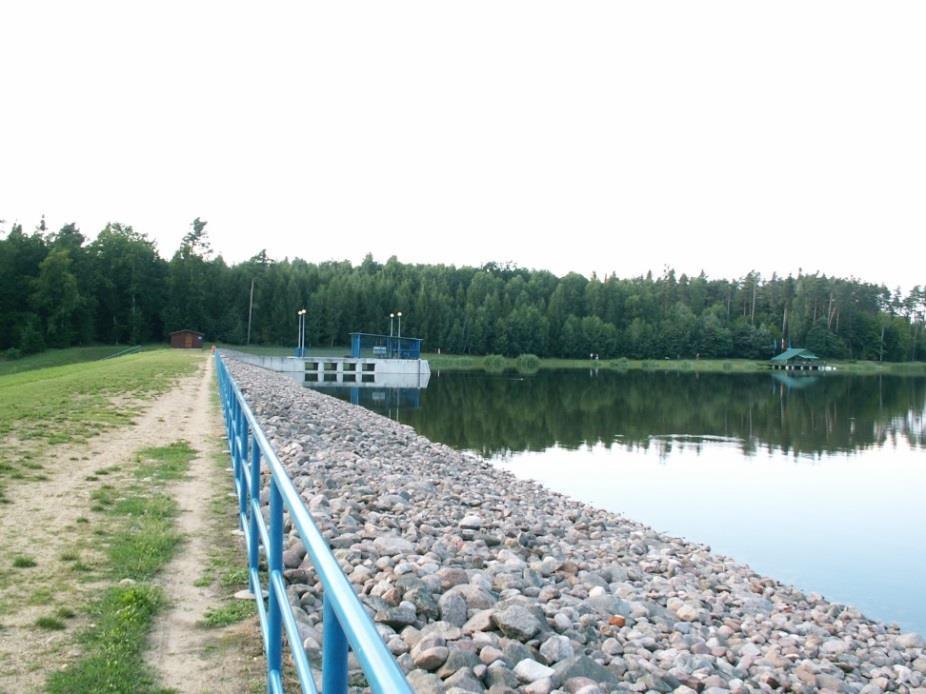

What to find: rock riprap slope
left=227, top=359, right=926, bottom=694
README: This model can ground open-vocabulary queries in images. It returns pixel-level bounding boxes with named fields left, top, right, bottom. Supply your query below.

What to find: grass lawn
left=0, top=344, right=166, bottom=377
left=46, top=440, right=196, bottom=694
left=0, top=349, right=200, bottom=501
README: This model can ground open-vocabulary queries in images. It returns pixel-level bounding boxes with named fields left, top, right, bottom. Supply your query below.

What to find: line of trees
left=1, top=218, right=924, bottom=361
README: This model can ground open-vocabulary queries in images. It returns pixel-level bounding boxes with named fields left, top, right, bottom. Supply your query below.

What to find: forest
left=1, top=218, right=924, bottom=362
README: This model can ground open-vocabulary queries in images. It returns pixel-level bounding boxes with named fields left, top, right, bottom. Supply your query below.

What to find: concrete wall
left=222, top=350, right=431, bottom=388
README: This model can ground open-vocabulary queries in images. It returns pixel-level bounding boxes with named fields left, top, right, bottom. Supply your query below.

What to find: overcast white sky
left=1, top=2, right=924, bottom=290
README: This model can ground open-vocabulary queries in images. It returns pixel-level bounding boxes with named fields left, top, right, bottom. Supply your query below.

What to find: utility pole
left=246, top=278, right=255, bottom=345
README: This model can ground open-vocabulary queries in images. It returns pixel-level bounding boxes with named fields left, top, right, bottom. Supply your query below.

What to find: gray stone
left=502, top=641, right=534, bottom=669
left=480, top=646, right=505, bottom=665
left=414, top=646, right=450, bottom=671
left=552, top=656, right=621, bottom=688
left=421, top=621, right=463, bottom=642
left=563, top=677, right=601, bottom=694
left=437, top=567, right=470, bottom=590
left=899, top=633, right=926, bottom=649
left=523, top=677, right=554, bottom=694
left=463, top=609, right=496, bottom=635
left=460, top=514, right=483, bottom=530
left=514, top=658, right=556, bottom=683
left=443, top=667, right=485, bottom=692
left=539, top=634, right=574, bottom=664
left=484, top=664, right=519, bottom=689
left=820, top=638, right=850, bottom=656
left=373, top=535, right=415, bottom=556
left=448, top=585, right=498, bottom=610
left=582, top=594, right=631, bottom=618
left=407, top=668, right=447, bottom=693
left=375, top=604, right=417, bottom=629
left=440, top=591, right=469, bottom=627
left=437, top=649, right=481, bottom=679
left=282, top=548, right=303, bottom=569
left=492, top=605, right=543, bottom=641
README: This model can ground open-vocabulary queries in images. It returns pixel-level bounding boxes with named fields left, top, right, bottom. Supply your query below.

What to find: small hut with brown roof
left=169, top=329, right=204, bottom=349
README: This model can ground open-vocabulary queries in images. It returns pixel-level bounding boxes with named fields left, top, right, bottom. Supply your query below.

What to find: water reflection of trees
left=387, top=371, right=926, bottom=458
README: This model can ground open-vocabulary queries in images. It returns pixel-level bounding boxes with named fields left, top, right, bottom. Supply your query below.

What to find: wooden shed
left=169, top=329, right=205, bottom=349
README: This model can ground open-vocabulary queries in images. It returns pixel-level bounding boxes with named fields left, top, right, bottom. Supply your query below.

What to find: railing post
left=248, top=432, right=261, bottom=573
left=267, top=478, right=283, bottom=685
left=323, top=594, right=349, bottom=693
left=239, top=430, right=249, bottom=522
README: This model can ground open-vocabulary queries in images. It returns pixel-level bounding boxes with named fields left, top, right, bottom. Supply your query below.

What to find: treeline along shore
left=228, top=357, right=926, bottom=693
left=2, top=218, right=925, bottom=362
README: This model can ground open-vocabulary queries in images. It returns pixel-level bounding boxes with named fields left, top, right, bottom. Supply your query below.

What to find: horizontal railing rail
left=215, top=351, right=412, bottom=694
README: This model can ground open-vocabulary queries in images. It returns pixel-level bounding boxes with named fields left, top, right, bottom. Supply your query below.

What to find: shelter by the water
left=770, top=347, right=825, bottom=371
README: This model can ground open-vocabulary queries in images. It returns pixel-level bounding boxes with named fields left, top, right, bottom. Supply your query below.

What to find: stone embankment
left=227, top=358, right=926, bottom=694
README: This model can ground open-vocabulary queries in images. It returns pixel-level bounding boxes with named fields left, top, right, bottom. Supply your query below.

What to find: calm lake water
left=318, top=369, right=926, bottom=635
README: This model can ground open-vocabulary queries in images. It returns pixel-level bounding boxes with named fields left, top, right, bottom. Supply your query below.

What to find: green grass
left=135, top=441, right=197, bottom=481
left=201, top=600, right=256, bottom=628
left=106, top=491, right=181, bottom=581
left=44, top=439, right=194, bottom=691
left=0, top=350, right=199, bottom=499
left=0, top=345, right=158, bottom=377
left=217, top=342, right=348, bottom=358
left=29, top=588, right=54, bottom=605
left=46, top=585, right=170, bottom=694
left=12, top=556, right=37, bottom=568
left=35, top=616, right=67, bottom=631
left=0, top=349, right=199, bottom=445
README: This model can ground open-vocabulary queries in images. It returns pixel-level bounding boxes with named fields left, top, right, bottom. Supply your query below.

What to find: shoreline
left=426, top=355, right=926, bottom=377
left=213, top=344, right=926, bottom=376
left=228, top=357, right=926, bottom=693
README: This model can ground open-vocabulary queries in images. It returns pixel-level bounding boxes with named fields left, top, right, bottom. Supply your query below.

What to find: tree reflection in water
left=341, top=370, right=926, bottom=459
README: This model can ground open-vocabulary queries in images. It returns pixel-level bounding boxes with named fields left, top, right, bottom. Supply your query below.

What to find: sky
left=1, top=1, right=924, bottom=291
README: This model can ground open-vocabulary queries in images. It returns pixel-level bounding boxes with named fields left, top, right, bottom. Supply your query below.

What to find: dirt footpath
left=0, top=357, right=259, bottom=693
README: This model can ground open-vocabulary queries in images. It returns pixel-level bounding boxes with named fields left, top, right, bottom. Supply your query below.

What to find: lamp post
left=397, top=311, right=402, bottom=358
left=297, top=309, right=307, bottom=356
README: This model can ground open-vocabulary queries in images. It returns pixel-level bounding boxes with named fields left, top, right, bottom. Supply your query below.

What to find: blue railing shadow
left=215, top=352, right=411, bottom=694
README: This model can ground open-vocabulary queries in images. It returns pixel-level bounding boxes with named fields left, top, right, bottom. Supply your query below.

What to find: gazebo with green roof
left=769, top=347, right=824, bottom=371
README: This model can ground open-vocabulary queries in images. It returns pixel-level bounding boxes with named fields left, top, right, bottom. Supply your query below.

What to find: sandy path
left=144, top=357, right=257, bottom=692
left=0, top=356, right=254, bottom=693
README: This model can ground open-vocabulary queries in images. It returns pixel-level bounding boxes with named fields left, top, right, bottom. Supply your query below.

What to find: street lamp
left=297, top=309, right=307, bottom=356
left=396, top=312, right=403, bottom=358
left=389, top=313, right=395, bottom=337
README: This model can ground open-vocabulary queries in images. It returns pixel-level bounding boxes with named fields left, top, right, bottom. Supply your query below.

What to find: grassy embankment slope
left=0, top=344, right=163, bottom=377
left=0, top=349, right=198, bottom=501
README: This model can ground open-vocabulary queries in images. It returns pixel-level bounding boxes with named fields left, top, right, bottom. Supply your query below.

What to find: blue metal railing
left=215, top=352, right=412, bottom=694
left=348, top=333, right=423, bottom=360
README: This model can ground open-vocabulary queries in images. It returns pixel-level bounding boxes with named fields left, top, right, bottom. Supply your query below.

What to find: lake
left=316, top=368, right=926, bottom=636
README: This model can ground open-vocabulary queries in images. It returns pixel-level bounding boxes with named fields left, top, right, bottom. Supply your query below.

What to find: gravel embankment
left=228, top=358, right=926, bottom=694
